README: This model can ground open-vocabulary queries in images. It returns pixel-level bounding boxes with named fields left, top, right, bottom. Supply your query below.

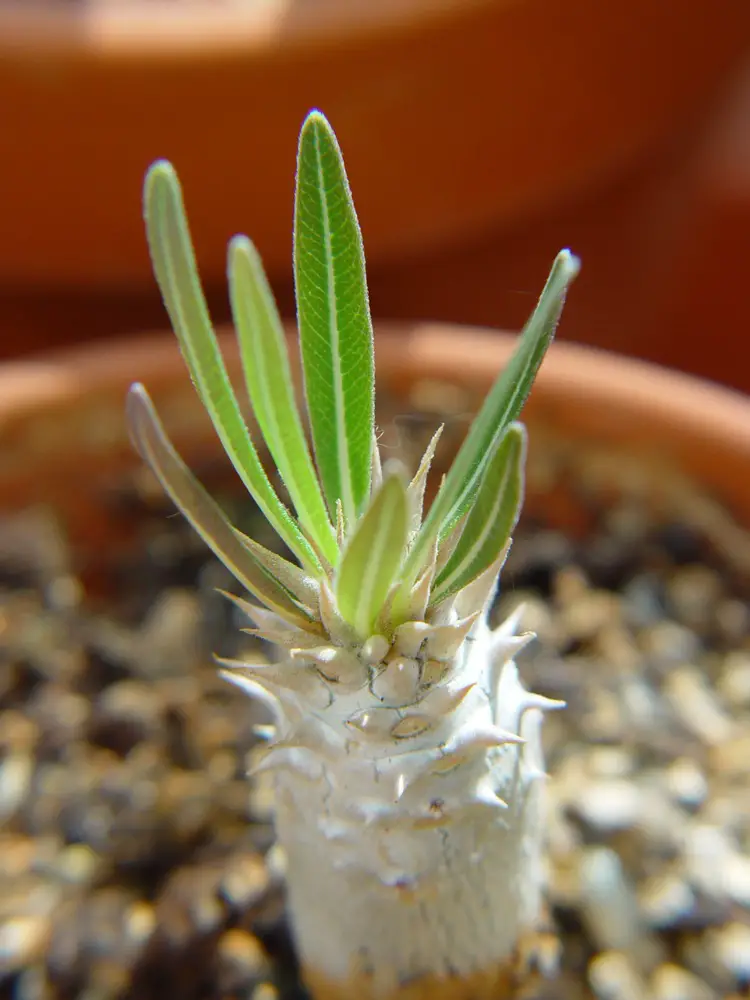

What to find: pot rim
left=3, top=322, right=750, bottom=572
left=2, top=321, right=749, bottom=500
left=2, top=321, right=749, bottom=436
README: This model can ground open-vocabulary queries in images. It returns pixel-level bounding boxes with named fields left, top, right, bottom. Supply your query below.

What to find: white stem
left=256, top=615, right=552, bottom=997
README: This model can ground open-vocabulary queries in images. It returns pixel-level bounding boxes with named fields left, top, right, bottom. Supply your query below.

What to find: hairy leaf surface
left=127, top=384, right=316, bottom=629
left=336, top=474, right=408, bottom=639
left=430, top=424, right=526, bottom=606
left=294, top=111, right=375, bottom=525
left=229, top=235, right=337, bottom=565
left=144, top=162, right=318, bottom=572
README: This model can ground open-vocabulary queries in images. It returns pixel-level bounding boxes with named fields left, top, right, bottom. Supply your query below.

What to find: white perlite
left=222, top=566, right=561, bottom=993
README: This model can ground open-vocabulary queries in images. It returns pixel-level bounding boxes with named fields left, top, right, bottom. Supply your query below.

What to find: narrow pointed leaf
left=335, top=499, right=346, bottom=548
left=232, top=529, right=320, bottom=611
left=294, top=110, right=375, bottom=524
left=435, top=511, right=468, bottom=575
left=371, top=432, right=383, bottom=495
left=407, top=425, right=444, bottom=537
left=405, top=536, right=439, bottom=622
left=335, top=474, right=408, bottom=639
left=143, top=161, right=319, bottom=572
left=228, top=236, right=338, bottom=566
left=400, top=249, right=579, bottom=593
left=126, top=383, right=316, bottom=631
left=430, top=424, right=526, bottom=606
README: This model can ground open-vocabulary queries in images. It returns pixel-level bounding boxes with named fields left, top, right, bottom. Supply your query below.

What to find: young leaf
left=429, top=423, right=526, bottom=607
left=228, top=236, right=338, bottom=566
left=126, top=384, right=318, bottom=631
left=143, top=161, right=319, bottom=573
left=335, top=473, right=408, bottom=640
left=400, top=249, right=579, bottom=594
left=371, top=432, right=383, bottom=495
left=294, top=110, right=375, bottom=525
left=407, top=425, right=444, bottom=538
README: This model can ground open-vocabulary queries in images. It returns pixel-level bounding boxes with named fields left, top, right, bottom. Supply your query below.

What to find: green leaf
left=371, top=432, right=383, bottom=495
left=228, top=236, right=338, bottom=566
left=335, top=474, right=408, bottom=639
left=400, top=249, right=579, bottom=595
left=294, top=110, right=375, bottom=526
left=429, top=423, right=526, bottom=607
left=233, top=528, right=320, bottom=611
left=406, top=425, right=444, bottom=538
left=143, top=160, right=319, bottom=573
left=126, top=384, right=318, bottom=631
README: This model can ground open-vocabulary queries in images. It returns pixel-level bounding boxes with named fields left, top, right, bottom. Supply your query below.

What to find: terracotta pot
left=1, top=0, right=749, bottom=293
left=652, top=58, right=750, bottom=392
left=2, top=323, right=750, bottom=587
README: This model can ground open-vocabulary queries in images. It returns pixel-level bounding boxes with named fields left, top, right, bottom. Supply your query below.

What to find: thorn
left=524, top=766, right=549, bottom=784
left=249, top=745, right=323, bottom=782
left=497, top=602, right=527, bottom=636
left=217, top=656, right=333, bottom=709
left=292, top=645, right=364, bottom=685
left=217, top=588, right=261, bottom=622
left=424, top=612, right=480, bottom=661
left=392, top=620, right=430, bottom=658
left=489, top=630, right=536, bottom=664
left=240, top=627, right=321, bottom=653
left=473, top=787, right=510, bottom=811
left=521, top=692, right=566, bottom=713
left=443, top=725, right=525, bottom=754
left=423, top=682, right=476, bottom=718
left=218, top=668, right=280, bottom=716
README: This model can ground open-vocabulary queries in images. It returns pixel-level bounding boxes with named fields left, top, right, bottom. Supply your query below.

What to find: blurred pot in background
left=652, top=60, right=750, bottom=390
left=1, top=0, right=749, bottom=379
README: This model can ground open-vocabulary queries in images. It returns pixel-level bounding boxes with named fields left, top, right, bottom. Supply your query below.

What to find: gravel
left=1, top=415, right=749, bottom=999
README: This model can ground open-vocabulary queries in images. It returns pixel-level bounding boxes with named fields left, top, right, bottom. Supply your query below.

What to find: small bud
left=371, top=657, right=421, bottom=705
left=360, top=634, right=391, bottom=665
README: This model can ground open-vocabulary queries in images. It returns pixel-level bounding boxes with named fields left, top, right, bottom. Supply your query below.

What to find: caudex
left=128, top=110, right=579, bottom=1000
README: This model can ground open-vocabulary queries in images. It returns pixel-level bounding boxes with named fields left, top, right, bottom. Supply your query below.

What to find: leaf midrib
left=315, top=128, right=354, bottom=524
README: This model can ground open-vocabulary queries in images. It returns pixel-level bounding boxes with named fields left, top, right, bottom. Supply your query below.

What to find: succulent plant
left=128, top=111, right=579, bottom=1000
